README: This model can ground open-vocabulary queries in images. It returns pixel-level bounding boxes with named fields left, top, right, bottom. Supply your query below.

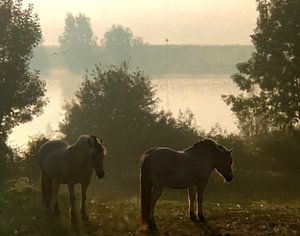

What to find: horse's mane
left=75, top=135, right=106, bottom=154
left=76, top=135, right=92, bottom=144
left=189, top=139, right=224, bottom=152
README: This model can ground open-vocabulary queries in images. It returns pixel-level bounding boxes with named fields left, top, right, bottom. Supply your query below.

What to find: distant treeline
left=31, top=44, right=254, bottom=75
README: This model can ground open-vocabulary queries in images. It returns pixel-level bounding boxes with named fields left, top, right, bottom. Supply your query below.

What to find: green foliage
left=250, top=130, right=300, bottom=174
left=60, top=64, right=199, bottom=184
left=224, top=0, right=300, bottom=136
left=0, top=138, right=13, bottom=180
left=23, top=134, right=49, bottom=183
left=0, top=0, right=46, bottom=142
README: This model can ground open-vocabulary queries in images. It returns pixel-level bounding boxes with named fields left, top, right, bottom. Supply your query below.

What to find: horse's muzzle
left=96, top=171, right=105, bottom=179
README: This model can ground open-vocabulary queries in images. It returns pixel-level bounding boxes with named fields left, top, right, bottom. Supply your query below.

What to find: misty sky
left=24, top=0, right=257, bottom=45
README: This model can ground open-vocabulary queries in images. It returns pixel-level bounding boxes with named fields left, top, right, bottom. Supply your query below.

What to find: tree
left=102, top=24, right=134, bottom=49
left=101, top=24, right=144, bottom=62
left=0, top=0, right=46, bottom=144
left=58, top=13, right=97, bottom=50
left=223, top=0, right=300, bottom=136
left=60, top=64, right=199, bottom=184
left=23, top=134, right=49, bottom=183
left=58, top=13, right=97, bottom=73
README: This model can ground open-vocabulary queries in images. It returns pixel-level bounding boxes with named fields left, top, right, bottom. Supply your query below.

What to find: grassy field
left=0, top=178, right=299, bottom=236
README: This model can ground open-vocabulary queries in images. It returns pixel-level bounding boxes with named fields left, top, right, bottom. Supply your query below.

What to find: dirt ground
left=1, top=185, right=299, bottom=236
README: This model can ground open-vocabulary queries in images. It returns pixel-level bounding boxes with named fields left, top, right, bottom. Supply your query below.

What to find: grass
left=0, top=178, right=300, bottom=236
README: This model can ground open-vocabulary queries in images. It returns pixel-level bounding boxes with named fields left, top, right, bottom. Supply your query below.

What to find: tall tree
left=223, top=0, right=300, bottom=136
left=102, top=24, right=134, bottom=49
left=101, top=24, right=144, bottom=62
left=58, top=13, right=97, bottom=73
left=58, top=13, right=97, bottom=50
left=0, top=0, right=46, bottom=144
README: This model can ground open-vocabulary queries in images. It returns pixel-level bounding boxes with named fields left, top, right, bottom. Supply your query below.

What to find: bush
left=60, top=64, right=200, bottom=188
left=0, top=140, right=12, bottom=181
left=23, top=135, right=49, bottom=184
left=250, top=130, right=300, bottom=175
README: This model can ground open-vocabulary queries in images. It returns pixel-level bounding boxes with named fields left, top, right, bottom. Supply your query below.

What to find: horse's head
left=78, top=135, right=106, bottom=179
left=191, top=139, right=233, bottom=182
left=214, top=145, right=233, bottom=182
left=90, top=136, right=106, bottom=179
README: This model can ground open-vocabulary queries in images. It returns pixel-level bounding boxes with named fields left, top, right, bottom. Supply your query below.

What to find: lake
left=8, top=70, right=240, bottom=148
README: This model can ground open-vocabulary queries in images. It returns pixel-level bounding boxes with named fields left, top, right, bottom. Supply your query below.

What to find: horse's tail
left=41, top=170, right=53, bottom=210
left=140, top=155, right=152, bottom=228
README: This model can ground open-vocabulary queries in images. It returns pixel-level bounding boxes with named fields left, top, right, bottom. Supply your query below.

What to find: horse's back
left=141, top=147, right=179, bottom=164
left=39, top=140, right=68, bottom=158
left=39, top=140, right=68, bottom=161
left=140, top=146, right=210, bottom=188
left=141, top=147, right=185, bottom=182
left=39, top=140, right=69, bottom=181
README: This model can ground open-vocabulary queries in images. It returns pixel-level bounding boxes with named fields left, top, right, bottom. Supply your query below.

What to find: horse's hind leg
left=41, top=170, right=53, bottom=212
left=68, top=183, right=78, bottom=225
left=188, top=186, right=197, bottom=222
left=80, top=180, right=90, bottom=222
left=149, top=186, right=163, bottom=230
left=52, top=181, right=60, bottom=214
left=197, top=184, right=206, bottom=223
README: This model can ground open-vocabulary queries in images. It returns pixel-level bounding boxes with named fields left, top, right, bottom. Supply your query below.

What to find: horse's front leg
left=80, top=180, right=90, bottom=222
left=188, top=186, right=197, bottom=222
left=197, top=184, right=206, bottom=223
left=52, top=181, right=60, bottom=214
left=67, top=182, right=78, bottom=225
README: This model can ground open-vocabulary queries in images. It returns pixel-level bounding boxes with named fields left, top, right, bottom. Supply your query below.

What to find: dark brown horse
left=140, top=139, right=233, bottom=231
left=38, top=135, right=106, bottom=224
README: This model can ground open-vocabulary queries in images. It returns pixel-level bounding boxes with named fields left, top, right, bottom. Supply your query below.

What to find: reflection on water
left=152, top=74, right=239, bottom=133
left=8, top=71, right=239, bottom=148
left=8, top=70, right=82, bottom=149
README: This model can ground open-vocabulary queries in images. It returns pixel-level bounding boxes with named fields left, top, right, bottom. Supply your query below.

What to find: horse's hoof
left=70, top=216, right=79, bottom=225
left=139, top=224, right=148, bottom=232
left=148, top=220, right=158, bottom=231
left=81, top=214, right=89, bottom=222
left=53, top=210, right=60, bottom=216
left=198, top=215, right=207, bottom=223
left=190, top=213, right=198, bottom=222
left=52, top=204, right=60, bottom=215
left=44, top=207, right=53, bottom=216
left=149, top=225, right=158, bottom=231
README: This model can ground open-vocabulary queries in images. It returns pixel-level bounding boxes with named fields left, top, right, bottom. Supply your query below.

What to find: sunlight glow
left=23, top=0, right=257, bottom=45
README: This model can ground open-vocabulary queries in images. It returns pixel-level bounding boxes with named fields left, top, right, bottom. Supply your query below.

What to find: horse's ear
left=95, top=137, right=103, bottom=144
left=216, top=144, right=223, bottom=151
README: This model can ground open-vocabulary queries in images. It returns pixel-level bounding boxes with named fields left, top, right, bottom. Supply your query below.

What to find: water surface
left=8, top=71, right=239, bottom=148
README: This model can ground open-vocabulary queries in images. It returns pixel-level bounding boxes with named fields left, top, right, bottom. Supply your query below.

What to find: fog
left=24, top=0, right=257, bottom=45
left=2, top=1, right=299, bottom=235
left=7, top=0, right=257, bottom=147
